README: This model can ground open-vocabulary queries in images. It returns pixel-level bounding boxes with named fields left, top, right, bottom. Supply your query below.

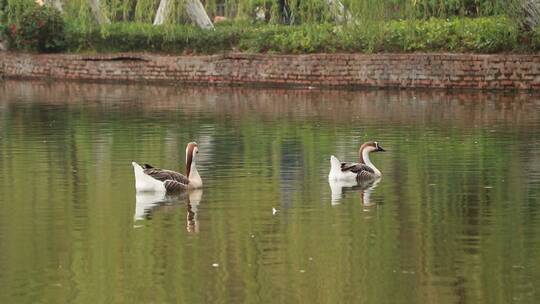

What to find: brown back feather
left=144, top=167, right=190, bottom=185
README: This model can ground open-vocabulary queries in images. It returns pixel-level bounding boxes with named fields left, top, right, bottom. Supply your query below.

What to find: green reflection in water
left=0, top=81, right=539, bottom=304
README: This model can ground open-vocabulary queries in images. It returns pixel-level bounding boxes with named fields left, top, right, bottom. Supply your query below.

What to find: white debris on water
left=212, top=263, right=219, bottom=267
left=272, top=208, right=278, bottom=215
left=401, top=270, right=415, bottom=275
left=512, top=265, right=525, bottom=269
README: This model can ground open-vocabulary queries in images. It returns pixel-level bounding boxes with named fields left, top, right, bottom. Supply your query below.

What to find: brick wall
left=2, top=52, right=540, bottom=90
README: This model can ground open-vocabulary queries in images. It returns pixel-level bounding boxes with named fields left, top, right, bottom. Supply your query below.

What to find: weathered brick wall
left=2, top=52, right=540, bottom=90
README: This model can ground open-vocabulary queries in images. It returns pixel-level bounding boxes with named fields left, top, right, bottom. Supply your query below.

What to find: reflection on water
left=186, top=189, right=203, bottom=233
left=135, top=189, right=203, bottom=232
left=134, top=191, right=168, bottom=221
left=1, top=80, right=540, bottom=304
left=329, top=177, right=381, bottom=207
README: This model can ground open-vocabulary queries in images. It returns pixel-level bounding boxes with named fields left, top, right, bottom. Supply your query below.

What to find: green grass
left=58, top=16, right=526, bottom=54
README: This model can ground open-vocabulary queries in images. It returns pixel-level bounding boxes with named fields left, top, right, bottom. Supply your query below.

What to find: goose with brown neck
left=329, top=141, right=386, bottom=181
left=132, top=142, right=203, bottom=192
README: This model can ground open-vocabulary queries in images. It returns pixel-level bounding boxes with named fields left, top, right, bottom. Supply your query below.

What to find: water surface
left=0, top=81, right=539, bottom=303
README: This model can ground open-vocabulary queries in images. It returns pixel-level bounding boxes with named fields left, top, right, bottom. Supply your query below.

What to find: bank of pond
left=2, top=4, right=539, bottom=54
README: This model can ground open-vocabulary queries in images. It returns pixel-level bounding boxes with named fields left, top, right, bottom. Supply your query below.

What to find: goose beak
left=377, top=146, right=386, bottom=152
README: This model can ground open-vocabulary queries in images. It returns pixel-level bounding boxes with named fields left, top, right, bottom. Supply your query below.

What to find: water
left=0, top=81, right=539, bottom=303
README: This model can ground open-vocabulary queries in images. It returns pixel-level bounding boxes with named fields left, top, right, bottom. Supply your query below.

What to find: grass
left=4, top=13, right=535, bottom=54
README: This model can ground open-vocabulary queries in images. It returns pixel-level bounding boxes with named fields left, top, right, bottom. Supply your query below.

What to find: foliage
left=238, top=24, right=341, bottom=53
left=233, top=0, right=522, bottom=23
left=64, top=22, right=243, bottom=53
left=531, top=25, right=540, bottom=50
left=59, top=16, right=522, bottom=54
left=0, top=0, right=527, bottom=54
left=1, top=0, right=36, bottom=25
left=9, top=5, right=66, bottom=52
left=0, top=0, right=525, bottom=26
left=382, top=16, right=519, bottom=53
left=401, top=0, right=511, bottom=18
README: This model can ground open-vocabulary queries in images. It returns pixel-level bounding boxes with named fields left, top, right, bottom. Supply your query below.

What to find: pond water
left=0, top=81, right=539, bottom=303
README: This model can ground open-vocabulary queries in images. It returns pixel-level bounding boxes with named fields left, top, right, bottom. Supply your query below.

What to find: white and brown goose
left=329, top=141, right=386, bottom=181
left=132, top=142, right=202, bottom=192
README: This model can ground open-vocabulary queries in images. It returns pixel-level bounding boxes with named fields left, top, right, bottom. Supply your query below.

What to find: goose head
left=359, top=141, right=385, bottom=160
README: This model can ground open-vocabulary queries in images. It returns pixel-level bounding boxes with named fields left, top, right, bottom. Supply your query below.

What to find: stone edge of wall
left=1, top=52, right=540, bottom=90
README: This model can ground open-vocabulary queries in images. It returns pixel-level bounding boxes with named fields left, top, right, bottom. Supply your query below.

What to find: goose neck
left=188, top=160, right=203, bottom=188
left=361, top=148, right=381, bottom=176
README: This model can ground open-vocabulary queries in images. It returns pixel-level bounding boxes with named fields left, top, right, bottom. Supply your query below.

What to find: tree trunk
left=326, top=0, right=352, bottom=24
left=88, top=0, right=110, bottom=25
left=153, top=0, right=214, bottom=29
left=522, top=0, right=540, bottom=30
left=0, top=32, right=8, bottom=51
left=153, top=0, right=171, bottom=25
left=185, top=0, right=214, bottom=30
left=44, top=0, right=63, bottom=12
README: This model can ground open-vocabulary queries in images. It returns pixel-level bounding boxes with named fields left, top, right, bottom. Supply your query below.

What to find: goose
left=329, top=141, right=385, bottom=181
left=132, top=142, right=202, bottom=192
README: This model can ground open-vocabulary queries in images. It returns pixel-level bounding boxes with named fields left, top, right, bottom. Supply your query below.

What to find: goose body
left=132, top=142, right=202, bottom=192
left=328, top=141, right=385, bottom=181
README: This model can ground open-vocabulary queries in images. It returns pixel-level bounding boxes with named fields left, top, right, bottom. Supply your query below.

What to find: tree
left=153, top=0, right=214, bottom=29
left=153, top=0, right=170, bottom=25
left=521, top=0, right=540, bottom=30
left=185, top=0, right=214, bottom=29
left=44, top=0, right=63, bottom=12
left=326, top=0, right=352, bottom=24
left=88, top=0, right=110, bottom=25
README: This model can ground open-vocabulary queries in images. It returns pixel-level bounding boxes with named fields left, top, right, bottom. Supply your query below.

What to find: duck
left=329, top=141, right=386, bottom=181
left=132, top=142, right=203, bottom=192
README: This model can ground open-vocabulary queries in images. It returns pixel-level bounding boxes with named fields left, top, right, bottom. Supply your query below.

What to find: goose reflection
left=134, top=190, right=203, bottom=223
left=186, top=189, right=203, bottom=233
left=135, top=191, right=170, bottom=221
left=329, top=177, right=381, bottom=206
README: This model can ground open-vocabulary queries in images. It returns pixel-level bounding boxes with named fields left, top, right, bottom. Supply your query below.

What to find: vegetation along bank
left=2, top=0, right=540, bottom=54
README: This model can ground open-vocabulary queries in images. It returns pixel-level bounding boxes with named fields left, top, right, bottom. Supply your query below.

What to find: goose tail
left=132, top=161, right=167, bottom=192
left=329, top=155, right=342, bottom=180
left=132, top=162, right=144, bottom=188
left=330, top=155, right=341, bottom=170
left=132, top=161, right=143, bottom=172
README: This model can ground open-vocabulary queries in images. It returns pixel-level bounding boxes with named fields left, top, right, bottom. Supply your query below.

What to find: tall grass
left=1, top=0, right=534, bottom=54
left=60, top=16, right=521, bottom=54
left=1, top=0, right=526, bottom=25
